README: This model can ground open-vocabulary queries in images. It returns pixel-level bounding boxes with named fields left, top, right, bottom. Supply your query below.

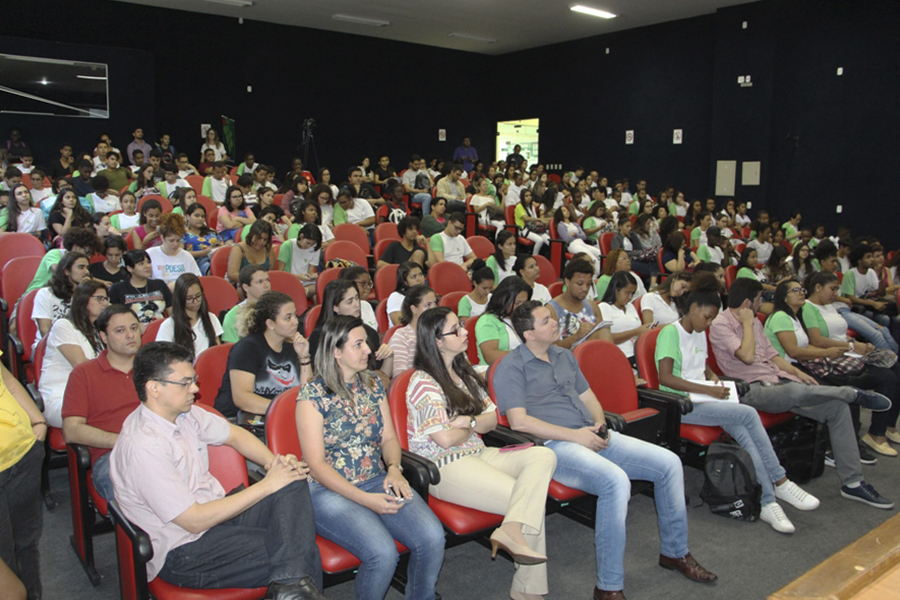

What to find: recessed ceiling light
left=201, top=0, right=253, bottom=7
left=332, top=14, right=390, bottom=27
left=570, top=5, right=617, bottom=19
left=449, top=32, right=497, bottom=43
left=40, top=78, right=49, bottom=85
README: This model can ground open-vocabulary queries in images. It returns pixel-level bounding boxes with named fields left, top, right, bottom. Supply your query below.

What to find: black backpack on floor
left=700, top=441, right=762, bottom=521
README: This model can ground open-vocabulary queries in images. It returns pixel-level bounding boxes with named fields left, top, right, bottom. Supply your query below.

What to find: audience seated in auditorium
left=156, top=273, right=223, bottom=360
left=496, top=300, right=717, bottom=600
left=61, top=303, right=142, bottom=501
left=214, top=291, right=311, bottom=421
left=297, top=315, right=444, bottom=600
left=111, top=341, right=327, bottom=599
left=709, top=278, right=894, bottom=510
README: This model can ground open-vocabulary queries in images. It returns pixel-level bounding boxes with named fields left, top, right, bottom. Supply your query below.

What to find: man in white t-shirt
left=203, top=162, right=229, bottom=205
left=335, top=189, right=375, bottom=230
left=505, top=172, right=525, bottom=208
left=428, top=212, right=476, bottom=269
left=402, top=155, right=434, bottom=215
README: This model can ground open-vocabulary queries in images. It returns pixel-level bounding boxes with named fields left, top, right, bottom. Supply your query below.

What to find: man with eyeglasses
left=110, top=342, right=327, bottom=600
left=61, top=305, right=142, bottom=501
left=429, top=212, right=476, bottom=270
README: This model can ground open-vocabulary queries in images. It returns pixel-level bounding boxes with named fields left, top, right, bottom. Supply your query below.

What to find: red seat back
left=266, top=386, right=304, bottom=456
left=32, top=335, right=48, bottom=387
left=194, top=195, right=219, bottom=230
left=375, top=220, right=400, bottom=244
left=724, top=265, right=738, bottom=290
left=428, top=262, right=472, bottom=296
left=186, top=175, right=204, bottom=194
left=548, top=281, right=564, bottom=298
left=533, top=254, right=559, bottom=286
left=333, top=223, right=371, bottom=253
left=316, top=267, right=342, bottom=305
left=373, top=239, right=394, bottom=264
left=209, top=247, right=230, bottom=278
left=137, top=195, right=173, bottom=214
left=573, top=340, right=639, bottom=414
left=268, top=271, right=309, bottom=315
left=324, top=240, right=368, bottom=268
left=705, top=330, right=723, bottom=376
left=439, top=291, right=467, bottom=314
left=304, top=305, right=322, bottom=337
left=465, top=315, right=480, bottom=364
left=466, top=235, right=494, bottom=260
left=633, top=295, right=643, bottom=316
left=635, top=327, right=663, bottom=388
left=600, top=232, right=615, bottom=256
left=141, top=319, right=163, bottom=346
left=0, top=233, right=45, bottom=265
left=198, top=275, right=239, bottom=318
left=382, top=324, right=402, bottom=344
left=374, top=263, right=399, bottom=302
left=193, top=343, right=234, bottom=406
left=386, top=369, right=415, bottom=448
left=1, top=256, right=42, bottom=311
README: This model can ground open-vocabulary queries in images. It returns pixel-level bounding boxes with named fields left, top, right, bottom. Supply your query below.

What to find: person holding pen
left=654, top=277, right=820, bottom=534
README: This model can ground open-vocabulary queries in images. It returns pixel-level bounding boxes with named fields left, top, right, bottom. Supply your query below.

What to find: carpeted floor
left=40, top=437, right=900, bottom=600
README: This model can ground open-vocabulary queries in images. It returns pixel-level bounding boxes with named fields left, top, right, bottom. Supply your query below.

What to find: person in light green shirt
left=782, top=211, right=802, bottom=245
left=221, top=264, right=270, bottom=343
left=473, top=276, right=531, bottom=365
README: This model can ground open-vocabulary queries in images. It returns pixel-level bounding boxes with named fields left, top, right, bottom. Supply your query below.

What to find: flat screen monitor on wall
left=0, top=53, right=108, bottom=118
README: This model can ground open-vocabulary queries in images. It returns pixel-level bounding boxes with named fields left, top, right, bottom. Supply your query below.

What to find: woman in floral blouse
left=296, top=315, right=444, bottom=600
left=407, top=307, right=556, bottom=600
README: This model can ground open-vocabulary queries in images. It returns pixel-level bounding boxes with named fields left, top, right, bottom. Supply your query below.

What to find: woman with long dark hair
left=408, top=307, right=556, bottom=600
left=514, top=188, right=551, bottom=255
left=33, top=251, right=91, bottom=343
left=297, top=315, right=444, bottom=600
left=38, top=280, right=106, bottom=427
left=641, top=272, right=692, bottom=326
left=226, top=220, right=277, bottom=285
left=475, top=276, right=532, bottom=366
left=214, top=290, right=311, bottom=420
left=1, top=183, right=46, bottom=235
left=156, top=274, right=222, bottom=360
left=130, top=198, right=163, bottom=249
left=308, top=279, right=392, bottom=385
left=182, top=202, right=221, bottom=275
left=387, top=261, right=425, bottom=326
left=217, top=185, right=256, bottom=243
left=48, top=188, right=91, bottom=241
left=598, top=271, right=649, bottom=362
left=486, top=231, right=517, bottom=287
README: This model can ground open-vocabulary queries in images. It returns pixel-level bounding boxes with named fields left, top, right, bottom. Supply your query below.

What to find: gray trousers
left=741, top=380, right=862, bottom=486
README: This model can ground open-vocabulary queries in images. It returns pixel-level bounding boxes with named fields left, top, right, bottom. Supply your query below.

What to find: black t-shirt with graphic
left=108, top=279, right=172, bottom=323
left=214, top=332, right=300, bottom=418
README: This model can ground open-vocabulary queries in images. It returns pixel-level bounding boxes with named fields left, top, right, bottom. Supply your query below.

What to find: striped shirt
left=389, top=325, right=417, bottom=378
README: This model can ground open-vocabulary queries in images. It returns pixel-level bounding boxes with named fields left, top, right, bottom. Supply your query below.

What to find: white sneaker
left=760, top=503, right=795, bottom=534
left=775, top=480, right=821, bottom=511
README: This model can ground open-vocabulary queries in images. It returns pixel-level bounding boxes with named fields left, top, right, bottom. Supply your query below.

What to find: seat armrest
left=108, top=499, right=154, bottom=564
left=638, top=388, right=693, bottom=416
left=482, top=425, right=538, bottom=448
left=25, top=382, right=43, bottom=412
left=69, top=443, right=92, bottom=471
left=400, top=450, right=439, bottom=501
left=605, top=412, right=627, bottom=433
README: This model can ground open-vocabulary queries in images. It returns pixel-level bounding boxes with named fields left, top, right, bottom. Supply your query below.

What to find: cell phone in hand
left=598, top=424, right=609, bottom=440
left=387, top=485, right=408, bottom=503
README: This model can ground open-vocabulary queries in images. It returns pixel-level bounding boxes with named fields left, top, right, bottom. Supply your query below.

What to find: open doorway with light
left=496, top=118, right=539, bottom=167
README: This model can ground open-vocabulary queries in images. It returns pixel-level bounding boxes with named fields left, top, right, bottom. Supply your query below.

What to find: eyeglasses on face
left=151, top=376, right=200, bottom=388
left=788, top=287, right=806, bottom=295
left=91, top=295, right=110, bottom=303
left=437, top=325, right=465, bottom=338
left=185, top=293, right=204, bottom=302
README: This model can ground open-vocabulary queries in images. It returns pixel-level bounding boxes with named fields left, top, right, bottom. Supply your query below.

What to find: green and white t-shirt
left=764, top=311, right=808, bottom=362
left=654, top=321, right=707, bottom=395
left=841, top=267, right=879, bottom=298
left=801, top=301, right=849, bottom=342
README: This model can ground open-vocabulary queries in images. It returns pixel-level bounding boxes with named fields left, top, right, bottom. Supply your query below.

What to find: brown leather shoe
left=658, top=553, right=717, bottom=583
left=593, top=588, right=626, bottom=600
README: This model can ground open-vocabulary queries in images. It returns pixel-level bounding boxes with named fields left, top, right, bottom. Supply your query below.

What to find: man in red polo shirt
left=62, top=305, right=142, bottom=501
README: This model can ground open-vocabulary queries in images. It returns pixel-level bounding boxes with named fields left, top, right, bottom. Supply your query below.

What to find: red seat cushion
left=86, top=471, right=108, bottom=516
left=758, top=411, right=795, bottom=428
left=428, top=497, right=503, bottom=534
left=680, top=424, right=724, bottom=446
left=317, top=536, right=407, bottom=574
left=149, top=579, right=267, bottom=600
left=548, top=480, right=587, bottom=502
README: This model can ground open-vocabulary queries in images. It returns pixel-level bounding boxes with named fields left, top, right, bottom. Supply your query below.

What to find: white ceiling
left=110, top=0, right=752, bottom=55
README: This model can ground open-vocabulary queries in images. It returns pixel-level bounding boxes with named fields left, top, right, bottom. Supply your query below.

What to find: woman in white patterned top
left=406, top=307, right=556, bottom=600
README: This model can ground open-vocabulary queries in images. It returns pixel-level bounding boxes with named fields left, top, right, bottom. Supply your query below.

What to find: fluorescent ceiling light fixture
left=77, top=75, right=107, bottom=81
left=201, top=0, right=253, bottom=7
left=448, top=32, right=496, bottom=43
left=570, top=5, right=617, bottom=19
left=332, top=14, right=390, bottom=27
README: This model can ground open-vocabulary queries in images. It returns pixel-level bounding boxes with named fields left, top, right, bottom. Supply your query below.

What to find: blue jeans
left=546, top=431, right=688, bottom=591
left=412, top=193, right=432, bottom=215
left=309, top=473, right=444, bottom=600
left=837, top=305, right=899, bottom=352
left=682, top=402, right=786, bottom=505
left=91, top=452, right=114, bottom=502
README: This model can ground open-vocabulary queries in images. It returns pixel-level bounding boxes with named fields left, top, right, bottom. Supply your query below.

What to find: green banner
left=221, top=115, right=236, bottom=158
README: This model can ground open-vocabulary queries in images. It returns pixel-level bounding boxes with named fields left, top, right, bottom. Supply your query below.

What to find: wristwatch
left=387, top=462, right=404, bottom=473
left=469, top=416, right=477, bottom=429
